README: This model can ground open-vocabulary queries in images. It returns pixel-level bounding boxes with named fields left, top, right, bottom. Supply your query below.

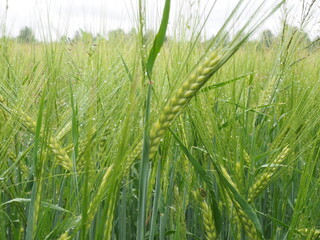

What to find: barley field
left=1, top=0, right=320, bottom=239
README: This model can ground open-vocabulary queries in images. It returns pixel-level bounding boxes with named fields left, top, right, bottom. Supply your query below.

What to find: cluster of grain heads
left=248, top=145, right=290, bottom=202
left=222, top=190, right=243, bottom=240
left=19, top=110, right=72, bottom=171
left=149, top=51, right=221, bottom=159
left=232, top=199, right=260, bottom=240
left=201, top=198, right=218, bottom=240
left=66, top=128, right=97, bottom=172
left=218, top=166, right=261, bottom=239
left=298, top=228, right=320, bottom=240
left=235, top=161, right=245, bottom=192
left=47, top=136, right=72, bottom=171
left=0, top=99, right=73, bottom=171
left=233, top=213, right=243, bottom=240
left=219, top=167, right=244, bottom=239
left=193, top=189, right=218, bottom=240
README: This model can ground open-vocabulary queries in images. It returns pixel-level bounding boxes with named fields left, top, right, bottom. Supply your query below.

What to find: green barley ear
left=23, top=108, right=73, bottom=171
left=86, top=165, right=113, bottom=226
left=298, top=228, right=320, bottom=240
left=243, top=149, right=252, bottom=167
left=193, top=189, right=218, bottom=240
left=58, top=232, right=70, bottom=240
left=19, top=110, right=72, bottom=171
left=232, top=200, right=260, bottom=240
left=259, top=76, right=277, bottom=107
left=201, top=199, right=218, bottom=240
left=124, top=140, right=143, bottom=176
left=255, top=76, right=277, bottom=126
left=123, top=52, right=221, bottom=171
left=248, top=145, right=290, bottom=202
left=149, top=52, right=221, bottom=159
left=0, top=102, right=73, bottom=171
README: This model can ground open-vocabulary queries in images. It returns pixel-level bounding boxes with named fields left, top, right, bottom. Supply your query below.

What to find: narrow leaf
left=200, top=72, right=253, bottom=93
left=146, top=0, right=171, bottom=79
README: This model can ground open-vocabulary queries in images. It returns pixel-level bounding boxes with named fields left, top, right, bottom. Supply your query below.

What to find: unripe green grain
left=19, top=110, right=72, bottom=171
left=248, top=145, right=290, bottom=202
left=124, top=52, right=221, bottom=173
left=201, top=199, right=218, bottom=240
left=58, top=232, right=70, bottom=240
left=149, top=52, right=220, bottom=159
left=0, top=101, right=73, bottom=171
left=233, top=200, right=260, bottom=240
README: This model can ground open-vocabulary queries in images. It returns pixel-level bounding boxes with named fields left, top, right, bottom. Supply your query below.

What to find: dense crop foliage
left=1, top=1, right=320, bottom=239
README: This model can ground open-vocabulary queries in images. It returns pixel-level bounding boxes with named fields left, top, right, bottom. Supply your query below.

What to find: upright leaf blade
left=146, top=0, right=171, bottom=79
left=26, top=86, right=46, bottom=240
left=137, top=84, right=152, bottom=240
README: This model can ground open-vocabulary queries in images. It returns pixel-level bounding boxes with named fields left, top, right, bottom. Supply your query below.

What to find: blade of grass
left=25, top=86, right=45, bottom=240
left=69, top=82, right=80, bottom=215
left=136, top=83, right=152, bottom=240
left=200, top=72, right=253, bottom=93
left=149, top=157, right=162, bottom=240
left=146, top=0, right=171, bottom=79
left=1, top=198, right=72, bottom=214
left=119, top=180, right=127, bottom=240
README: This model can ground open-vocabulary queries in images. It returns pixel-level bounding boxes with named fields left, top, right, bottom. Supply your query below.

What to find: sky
left=0, top=0, right=319, bottom=41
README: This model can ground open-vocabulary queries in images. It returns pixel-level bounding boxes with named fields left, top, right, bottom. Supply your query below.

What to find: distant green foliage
left=17, top=26, right=36, bottom=43
left=72, top=29, right=94, bottom=43
left=107, top=29, right=127, bottom=41
left=260, top=29, right=275, bottom=47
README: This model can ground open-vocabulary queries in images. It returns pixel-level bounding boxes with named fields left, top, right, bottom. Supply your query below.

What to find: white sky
left=0, top=0, right=319, bottom=41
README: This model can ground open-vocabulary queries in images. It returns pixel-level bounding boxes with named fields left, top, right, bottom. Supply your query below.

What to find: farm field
left=0, top=1, right=320, bottom=239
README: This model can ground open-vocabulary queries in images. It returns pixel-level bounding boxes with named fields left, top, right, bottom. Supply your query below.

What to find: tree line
left=5, top=26, right=320, bottom=50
